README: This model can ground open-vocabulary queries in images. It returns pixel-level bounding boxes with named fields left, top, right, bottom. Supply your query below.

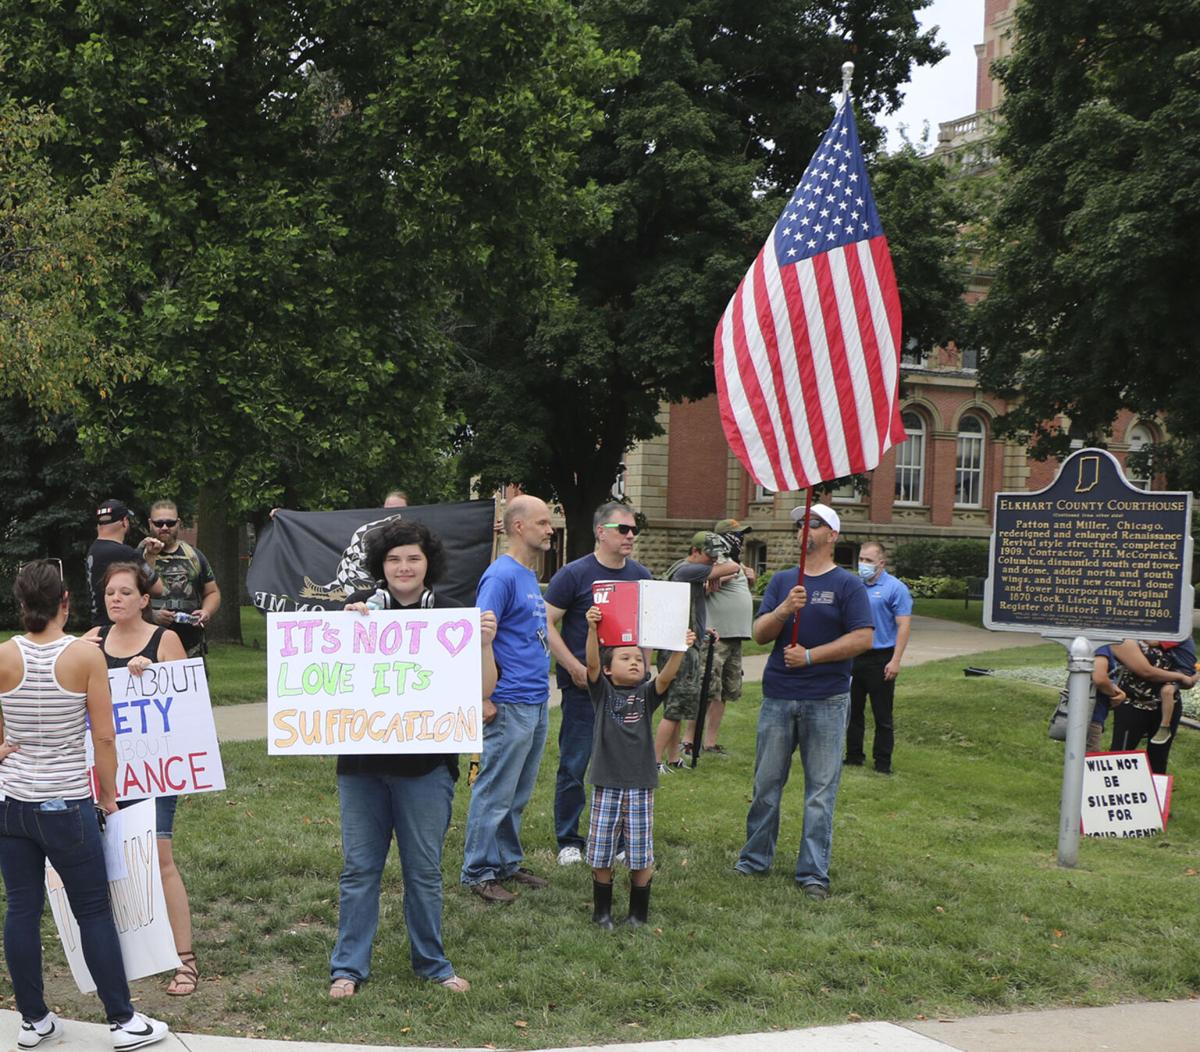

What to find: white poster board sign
left=1080, top=750, right=1164, bottom=838
left=46, top=800, right=179, bottom=993
left=267, top=609, right=483, bottom=755
left=593, top=580, right=691, bottom=651
left=86, top=658, right=225, bottom=799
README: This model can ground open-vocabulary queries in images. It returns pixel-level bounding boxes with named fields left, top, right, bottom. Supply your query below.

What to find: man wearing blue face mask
left=845, top=542, right=912, bottom=775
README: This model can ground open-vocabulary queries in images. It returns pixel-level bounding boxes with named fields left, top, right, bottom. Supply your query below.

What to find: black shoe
left=591, top=879, right=615, bottom=930
left=843, top=757, right=864, bottom=766
left=799, top=882, right=829, bottom=900
left=874, top=764, right=892, bottom=775
left=625, top=880, right=652, bottom=927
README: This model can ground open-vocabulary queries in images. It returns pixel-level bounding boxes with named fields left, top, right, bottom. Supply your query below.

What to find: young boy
left=584, top=604, right=694, bottom=929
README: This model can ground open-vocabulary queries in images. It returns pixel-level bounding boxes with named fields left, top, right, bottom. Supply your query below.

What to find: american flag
left=714, top=97, right=905, bottom=491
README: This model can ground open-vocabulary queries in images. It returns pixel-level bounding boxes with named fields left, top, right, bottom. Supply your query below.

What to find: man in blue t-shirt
left=846, top=541, right=912, bottom=774
left=544, top=502, right=652, bottom=866
left=460, top=495, right=555, bottom=904
left=734, top=503, right=873, bottom=899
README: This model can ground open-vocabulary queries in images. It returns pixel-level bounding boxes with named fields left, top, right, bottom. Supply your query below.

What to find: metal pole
left=1056, top=635, right=1097, bottom=867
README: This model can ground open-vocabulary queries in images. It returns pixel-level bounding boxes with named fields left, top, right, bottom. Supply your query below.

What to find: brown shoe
left=468, top=880, right=516, bottom=904
left=508, top=867, right=549, bottom=889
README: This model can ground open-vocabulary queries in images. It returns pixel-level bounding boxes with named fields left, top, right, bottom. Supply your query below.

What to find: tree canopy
left=453, top=0, right=947, bottom=556
left=975, top=0, right=1200, bottom=487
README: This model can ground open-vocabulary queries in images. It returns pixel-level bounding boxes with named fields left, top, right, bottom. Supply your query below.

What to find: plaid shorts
left=586, top=785, right=654, bottom=870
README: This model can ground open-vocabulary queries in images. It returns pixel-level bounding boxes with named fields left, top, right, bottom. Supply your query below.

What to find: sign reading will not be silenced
left=266, top=609, right=483, bottom=755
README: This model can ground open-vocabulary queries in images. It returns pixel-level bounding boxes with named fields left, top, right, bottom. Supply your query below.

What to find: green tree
left=0, top=1, right=617, bottom=639
left=872, top=144, right=968, bottom=352
left=0, top=88, right=145, bottom=413
left=455, top=0, right=946, bottom=557
left=974, top=0, right=1200, bottom=487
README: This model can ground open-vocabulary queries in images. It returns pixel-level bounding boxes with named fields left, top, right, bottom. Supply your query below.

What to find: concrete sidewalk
left=215, top=616, right=1045, bottom=743
left=5, top=999, right=1197, bottom=1052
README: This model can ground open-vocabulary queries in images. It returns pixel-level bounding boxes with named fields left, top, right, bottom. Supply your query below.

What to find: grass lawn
left=26, top=641, right=1200, bottom=1047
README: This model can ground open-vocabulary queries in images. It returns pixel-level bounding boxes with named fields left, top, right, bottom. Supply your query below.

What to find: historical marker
left=984, top=448, right=1193, bottom=640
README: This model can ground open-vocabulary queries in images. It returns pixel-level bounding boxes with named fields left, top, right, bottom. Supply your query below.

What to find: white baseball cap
left=789, top=503, right=840, bottom=533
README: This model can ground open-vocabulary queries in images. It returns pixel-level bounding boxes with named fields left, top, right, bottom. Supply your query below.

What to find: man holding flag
left=733, top=504, right=872, bottom=897
left=715, top=65, right=904, bottom=898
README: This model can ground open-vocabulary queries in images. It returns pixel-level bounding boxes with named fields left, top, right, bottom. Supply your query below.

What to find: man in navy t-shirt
left=460, top=495, right=555, bottom=904
left=544, top=502, right=652, bottom=866
left=734, top=503, right=872, bottom=898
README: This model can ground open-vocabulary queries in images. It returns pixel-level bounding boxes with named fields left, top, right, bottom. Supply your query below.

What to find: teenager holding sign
left=329, top=519, right=497, bottom=998
left=85, top=564, right=196, bottom=997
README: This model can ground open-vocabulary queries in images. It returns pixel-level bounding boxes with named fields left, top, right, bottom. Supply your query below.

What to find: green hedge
left=893, top=538, right=988, bottom=579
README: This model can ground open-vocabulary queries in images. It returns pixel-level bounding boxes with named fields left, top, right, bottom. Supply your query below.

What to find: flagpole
left=790, top=485, right=815, bottom=646
left=787, top=63, right=852, bottom=648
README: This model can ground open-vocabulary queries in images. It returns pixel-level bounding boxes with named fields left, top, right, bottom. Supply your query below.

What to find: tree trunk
left=196, top=483, right=244, bottom=645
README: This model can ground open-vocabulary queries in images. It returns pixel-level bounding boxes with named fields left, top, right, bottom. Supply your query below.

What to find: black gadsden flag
left=247, top=501, right=496, bottom=612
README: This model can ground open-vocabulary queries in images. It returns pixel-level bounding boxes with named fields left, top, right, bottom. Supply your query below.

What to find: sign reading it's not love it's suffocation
left=266, top=609, right=482, bottom=755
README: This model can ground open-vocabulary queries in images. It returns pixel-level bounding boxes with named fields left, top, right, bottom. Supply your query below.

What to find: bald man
left=460, top=496, right=556, bottom=903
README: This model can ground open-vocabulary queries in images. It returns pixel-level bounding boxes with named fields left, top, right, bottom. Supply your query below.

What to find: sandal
left=166, top=950, right=199, bottom=996
left=439, top=975, right=470, bottom=993
left=329, top=977, right=358, bottom=999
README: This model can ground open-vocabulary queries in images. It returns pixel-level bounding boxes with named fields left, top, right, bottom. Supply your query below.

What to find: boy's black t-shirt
left=587, top=674, right=662, bottom=790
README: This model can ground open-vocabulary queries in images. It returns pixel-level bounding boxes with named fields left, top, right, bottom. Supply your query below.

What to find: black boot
left=625, top=880, right=651, bottom=927
left=591, top=879, right=615, bottom=930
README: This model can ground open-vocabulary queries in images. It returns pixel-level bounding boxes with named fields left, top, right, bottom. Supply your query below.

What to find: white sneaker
left=110, top=1012, right=169, bottom=1051
left=557, top=845, right=583, bottom=866
left=18, top=1013, right=62, bottom=1049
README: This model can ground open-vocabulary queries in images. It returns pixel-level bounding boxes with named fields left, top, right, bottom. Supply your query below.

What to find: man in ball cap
left=86, top=499, right=163, bottom=627
left=734, top=502, right=873, bottom=899
left=681, top=518, right=756, bottom=757
left=653, top=531, right=742, bottom=772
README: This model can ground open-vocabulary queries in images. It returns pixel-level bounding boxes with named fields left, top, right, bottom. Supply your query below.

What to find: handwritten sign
left=47, top=800, right=179, bottom=993
left=1080, top=750, right=1164, bottom=838
left=86, top=658, right=225, bottom=800
left=267, top=609, right=483, bottom=755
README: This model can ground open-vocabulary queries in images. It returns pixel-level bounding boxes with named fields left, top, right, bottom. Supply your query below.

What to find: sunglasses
left=21, top=558, right=64, bottom=580
left=602, top=523, right=640, bottom=536
left=799, top=519, right=829, bottom=530
left=151, top=518, right=179, bottom=528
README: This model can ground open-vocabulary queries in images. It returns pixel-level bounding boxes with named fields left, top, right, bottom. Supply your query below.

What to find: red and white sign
left=87, top=658, right=225, bottom=799
left=592, top=580, right=690, bottom=652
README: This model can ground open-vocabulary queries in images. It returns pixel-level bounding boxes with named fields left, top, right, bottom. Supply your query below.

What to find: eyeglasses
left=799, top=519, right=829, bottom=530
left=602, top=523, right=640, bottom=536
left=151, top=518, right=179, bottom=528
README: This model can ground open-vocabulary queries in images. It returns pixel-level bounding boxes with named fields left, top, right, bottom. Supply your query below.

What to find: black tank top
left=98, top=625, right=167, bottom=670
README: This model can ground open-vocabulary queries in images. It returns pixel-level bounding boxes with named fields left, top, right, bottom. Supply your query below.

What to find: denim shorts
left=116, top=795, right=179, bottom=839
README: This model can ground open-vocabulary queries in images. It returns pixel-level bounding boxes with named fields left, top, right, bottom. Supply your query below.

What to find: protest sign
left=267, top=609, right=483, bottom=755
left=87, top=658, right=225, bottom=800
left=46, top=800, right=179, bottom=993
left=1080, top=751, right=1163, bottom=838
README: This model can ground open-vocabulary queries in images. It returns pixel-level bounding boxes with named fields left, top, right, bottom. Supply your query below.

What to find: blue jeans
left=331, top=766, right=455, bottom=983
left=554, top=687, right=593, bottom=850
left=0, top=798, right=134, bottom=1023
left=117, top=795, right=179, bottom=838
left=736, top=693, right=850, bottom=888
left=460, top=702, right=548, bottom=885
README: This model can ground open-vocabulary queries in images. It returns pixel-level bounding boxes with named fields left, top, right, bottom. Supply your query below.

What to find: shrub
left=900, top=575, right=967, bottom=599
left=894, top=538, right=988, bottom=579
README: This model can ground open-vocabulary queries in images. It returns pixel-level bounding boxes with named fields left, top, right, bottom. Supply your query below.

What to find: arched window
left=1126, top=423, right=1155, bottom=490
left=894, top=411, right=926, bottom=504
left=955, top=414, right=986, bottom=507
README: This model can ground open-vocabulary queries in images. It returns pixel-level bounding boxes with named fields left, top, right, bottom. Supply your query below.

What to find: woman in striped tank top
left=0, top=560, right=168, bottom=1050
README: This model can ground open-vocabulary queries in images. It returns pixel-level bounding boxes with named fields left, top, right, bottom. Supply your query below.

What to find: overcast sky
left=878, top=0, right=985, bottom=152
